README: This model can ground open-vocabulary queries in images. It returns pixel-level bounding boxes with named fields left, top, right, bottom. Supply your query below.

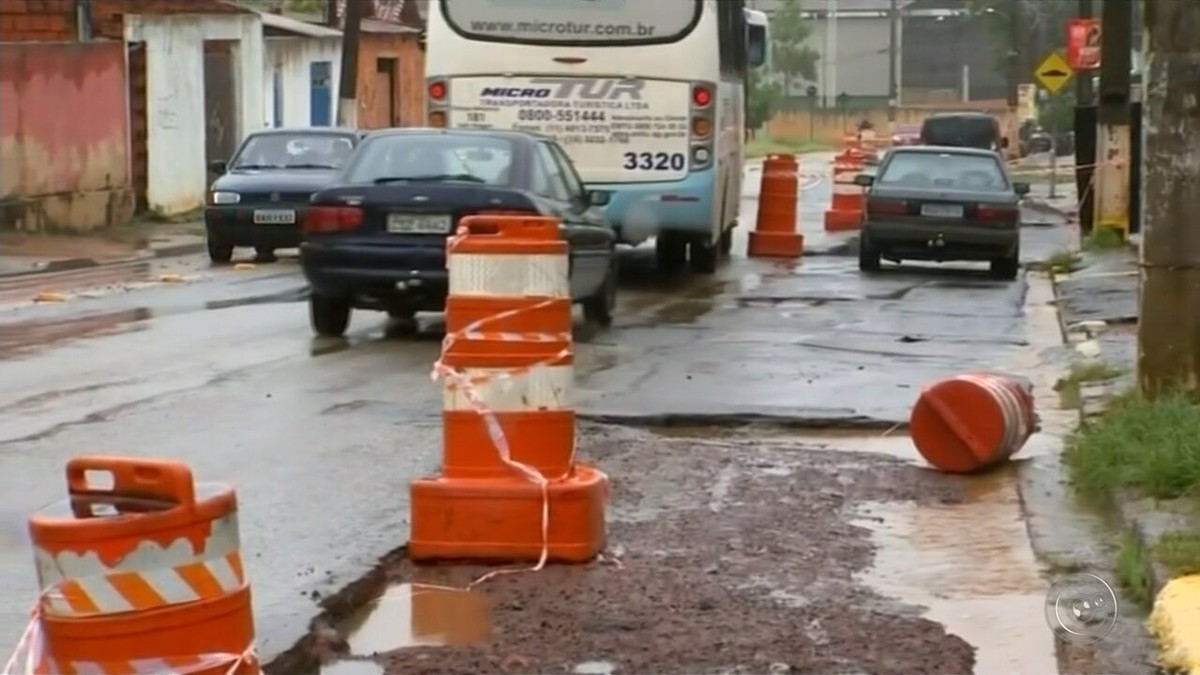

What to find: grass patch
left=1153, top=531, right=1200, bottom=578
left=745, top=136, right=832, bottom=158
left=1041, top=249, right=1083, bottom=275
left=1054, top=361, right=1126, bottom=409
left=1065, top=388, right=1200, bottom=502
left=1084, top=226, right=1125, bottom=251
left=1116, top=529, right=1154, bottom=607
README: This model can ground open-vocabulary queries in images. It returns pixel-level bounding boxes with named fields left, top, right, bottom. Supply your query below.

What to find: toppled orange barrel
left=824, top=143, right=866, bottom=232
left=29, top=456, right=258, bottom=675
left=748, top=154, right=804, bottom=258
left=410, top=215, right=609, bottom=563
left=909, top=373, right=1036, bottom=474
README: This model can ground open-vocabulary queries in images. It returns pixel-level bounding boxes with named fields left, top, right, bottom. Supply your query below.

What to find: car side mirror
left=853, top=174, right=874, bottom=187
left=209, top=159, right=227, bottom=174
left=1013, top=181, right=1030, bottom=196
left=589, top=190, right=612, bottom=207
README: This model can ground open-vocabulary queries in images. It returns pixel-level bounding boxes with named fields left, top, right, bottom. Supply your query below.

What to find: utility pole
left=336, top=0, right=364, bottom=127
left=1075, top=0, right=1095, bottom=104
left=1137, top=0, right=1200, bottom=395
left=886, top=0, right=898, bottom=121
left=1093, top=0, right=1133, bottom=238
left=1074, top=0, right=1096, bottom=236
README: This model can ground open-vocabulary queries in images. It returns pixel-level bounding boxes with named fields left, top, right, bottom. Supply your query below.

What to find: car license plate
left=253, top=209, right=296, bottom=224
left=920, top=203, right=963, bottom=218
left=387, top=214, right=452, bottom=234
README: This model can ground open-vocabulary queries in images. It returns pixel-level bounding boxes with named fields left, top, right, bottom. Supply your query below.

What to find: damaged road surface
left=2, top=158, right=1145, bottom=674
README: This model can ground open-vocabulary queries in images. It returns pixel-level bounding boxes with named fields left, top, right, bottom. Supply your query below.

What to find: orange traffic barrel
left=748, top=153, right=804, bottom=258
left=909, top=373, right=1036, bottom=474
left=410, top=215, right=608, bottom=564
left=824, top=152, right=866, bottom=232
left=29, top=456, right=258, bottom=674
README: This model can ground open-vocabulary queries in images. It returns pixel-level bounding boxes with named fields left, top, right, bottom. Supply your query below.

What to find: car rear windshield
left=877, top=152, right=1010, bottom=192
left=343, top=135, right=516, bottom=186
left=232, top=134, right=355, bottom=170
left=920, top=116, right=998, bottom=149
left=441, top=0, right=702, bottom=45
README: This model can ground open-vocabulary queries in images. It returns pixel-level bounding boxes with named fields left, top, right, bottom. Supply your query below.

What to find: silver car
left=854, top=146, right=1030, bottom=280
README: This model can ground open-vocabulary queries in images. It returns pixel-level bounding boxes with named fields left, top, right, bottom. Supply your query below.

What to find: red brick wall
left=0, top=42, right=134, bottom=231
left=0, top=0, right=248, bottom=43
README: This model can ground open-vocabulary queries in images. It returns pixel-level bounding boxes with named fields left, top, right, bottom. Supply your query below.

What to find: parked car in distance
left=890, top=123, right=922, bottom=147
left=854, top=146, right=1029, bottom=280
left=205, top=128, right=364, bottom=263
left=919, top=112, right=1008, bottom=154
left=299, top=128, right=618, bottom=338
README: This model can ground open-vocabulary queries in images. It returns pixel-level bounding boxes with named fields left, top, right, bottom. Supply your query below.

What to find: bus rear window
left=441, top=0, right=703, bottom=45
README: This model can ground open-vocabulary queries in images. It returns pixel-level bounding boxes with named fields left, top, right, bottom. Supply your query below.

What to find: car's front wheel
left=208, top=241, right=233, bottom=264
left=582, top=255, right=618, bottom=327
left=310, top=294, right=351, bottom=337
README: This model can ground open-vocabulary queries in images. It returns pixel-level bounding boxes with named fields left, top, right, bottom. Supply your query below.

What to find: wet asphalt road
left=0, top=155, right=1073, bottom=663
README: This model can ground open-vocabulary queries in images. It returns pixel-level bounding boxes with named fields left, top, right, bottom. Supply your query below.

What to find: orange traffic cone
left=909, top=372, right=1036, bottom=474
left=824, top=138, right=866, bottom=232
left=409, top=215, right=608, bottom=563
left=27, top=456, right=258, bottom=674
left=747, top=154, right=804, bottom=258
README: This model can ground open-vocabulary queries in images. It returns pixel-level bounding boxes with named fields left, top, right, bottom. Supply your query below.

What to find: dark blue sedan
left=205, top=128, right=364, bottom=263
left=299, top=128, right=617, bottom=338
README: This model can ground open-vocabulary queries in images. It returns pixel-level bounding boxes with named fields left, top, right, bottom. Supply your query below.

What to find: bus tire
left=656, top=232, right=687, bottom=275
left=690, top=237, right=718, bottom=274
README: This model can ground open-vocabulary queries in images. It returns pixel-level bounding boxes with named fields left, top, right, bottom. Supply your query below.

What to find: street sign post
left=1067, top=18, right=1101, bottom=70
left=1035, top=51, right=1074, bottom=95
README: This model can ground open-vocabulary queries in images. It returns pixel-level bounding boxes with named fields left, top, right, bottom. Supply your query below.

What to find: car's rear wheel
left=690, top=237, right=719, bottom=274
left=583, top=255, right=618, bottom=327
left=208, top=241, right=233, bottom=264
left=655, top=232, right=687, bottom=275
left=310, top=294, right=351, bottom=337
left=858, top=234, right=882, bottom=272
left=255, top=247, right=277, bottom=262
left=990, top=254, right=1020, bottom=280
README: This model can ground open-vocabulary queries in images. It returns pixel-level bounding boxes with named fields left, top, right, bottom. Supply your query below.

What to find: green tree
left=770, top=0, right=820, bottom=99
left=747, top=70, right=783, bottom=134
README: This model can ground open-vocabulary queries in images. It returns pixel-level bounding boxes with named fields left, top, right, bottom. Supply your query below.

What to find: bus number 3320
left=623, top=152, right=687, bottom=171
left=517, top=109, right=607, bottom=122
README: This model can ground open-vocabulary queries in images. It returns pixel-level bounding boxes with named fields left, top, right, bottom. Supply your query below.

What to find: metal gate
left=128, top=42, right=149, bottom=212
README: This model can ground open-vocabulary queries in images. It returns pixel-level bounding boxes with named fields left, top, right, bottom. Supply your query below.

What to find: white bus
left=425, top=0, right=769, bottom=274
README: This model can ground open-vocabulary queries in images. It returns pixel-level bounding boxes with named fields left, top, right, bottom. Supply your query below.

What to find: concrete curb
left=0, top=241, right=207, bottom=281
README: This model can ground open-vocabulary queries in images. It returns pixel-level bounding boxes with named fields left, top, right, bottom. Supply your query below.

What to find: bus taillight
left=428, top=81, right=447, bottom=101
left=428, top=111, right=447, bottom=127
left=692, top=86, right=712, bottom=107
left=692, top=118, right=711, bottom=138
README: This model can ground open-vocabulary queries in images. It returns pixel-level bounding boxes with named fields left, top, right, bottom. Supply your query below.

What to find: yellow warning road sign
left=1035, top=51, right=1074, bottom=94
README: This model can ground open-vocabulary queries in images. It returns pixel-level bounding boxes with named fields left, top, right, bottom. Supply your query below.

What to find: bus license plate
left=387, top=214, right=452, bottom=234
left=921, top=204, right=963, bottom=218
left=253, top=209, right=296, bottom=224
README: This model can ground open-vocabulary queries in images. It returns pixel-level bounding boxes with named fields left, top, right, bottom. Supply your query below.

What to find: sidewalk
left=0, top=221, right=206, bottom=278
left=1052, top=246, right=1200, bottom=672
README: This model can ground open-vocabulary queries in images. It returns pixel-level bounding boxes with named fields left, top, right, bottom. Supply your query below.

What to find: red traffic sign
left=1067, top=18, right=1101, bottom=70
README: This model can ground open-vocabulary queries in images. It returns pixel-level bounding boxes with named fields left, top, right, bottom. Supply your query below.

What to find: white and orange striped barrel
left=829, top=161, right=865, bottom=212
left=908, top=372, right=1036, bottom=474
left=29, top=457, right=259, bottom=674
left=439, top=215, right=576, bottom=479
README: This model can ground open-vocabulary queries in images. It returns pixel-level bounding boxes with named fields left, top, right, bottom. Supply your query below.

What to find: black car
left=919, top=112, right=1008, bottom=154
left=855, top=146, right=1030, bottom=279
left=300, top=128, right=618, bottom=337
left=205, top=128, right=364, bottom=263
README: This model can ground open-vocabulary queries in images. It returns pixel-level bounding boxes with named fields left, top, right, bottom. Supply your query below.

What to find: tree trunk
left=1137, top=1, right=1200, bottom=395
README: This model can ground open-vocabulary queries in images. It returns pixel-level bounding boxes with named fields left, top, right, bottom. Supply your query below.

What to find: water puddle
left=0, top=307, right=151, bottom=358
left=319, top=661, right=385, bottom=675
left=853, top=466, right=1057, bottom=674
left=339, top=583, right=492, bottom=656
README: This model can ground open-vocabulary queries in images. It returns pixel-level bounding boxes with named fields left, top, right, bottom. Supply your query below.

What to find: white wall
left=126, top=13, right=265, bottom=216
left=262, top=37, right=343, bottom=128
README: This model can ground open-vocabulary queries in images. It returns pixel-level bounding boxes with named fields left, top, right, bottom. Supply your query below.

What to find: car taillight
left=977, top=205, right=1018, bottom=222
left=868, top=198, right=907, bottom=215
left=304, top=206, right=363, bottom=234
